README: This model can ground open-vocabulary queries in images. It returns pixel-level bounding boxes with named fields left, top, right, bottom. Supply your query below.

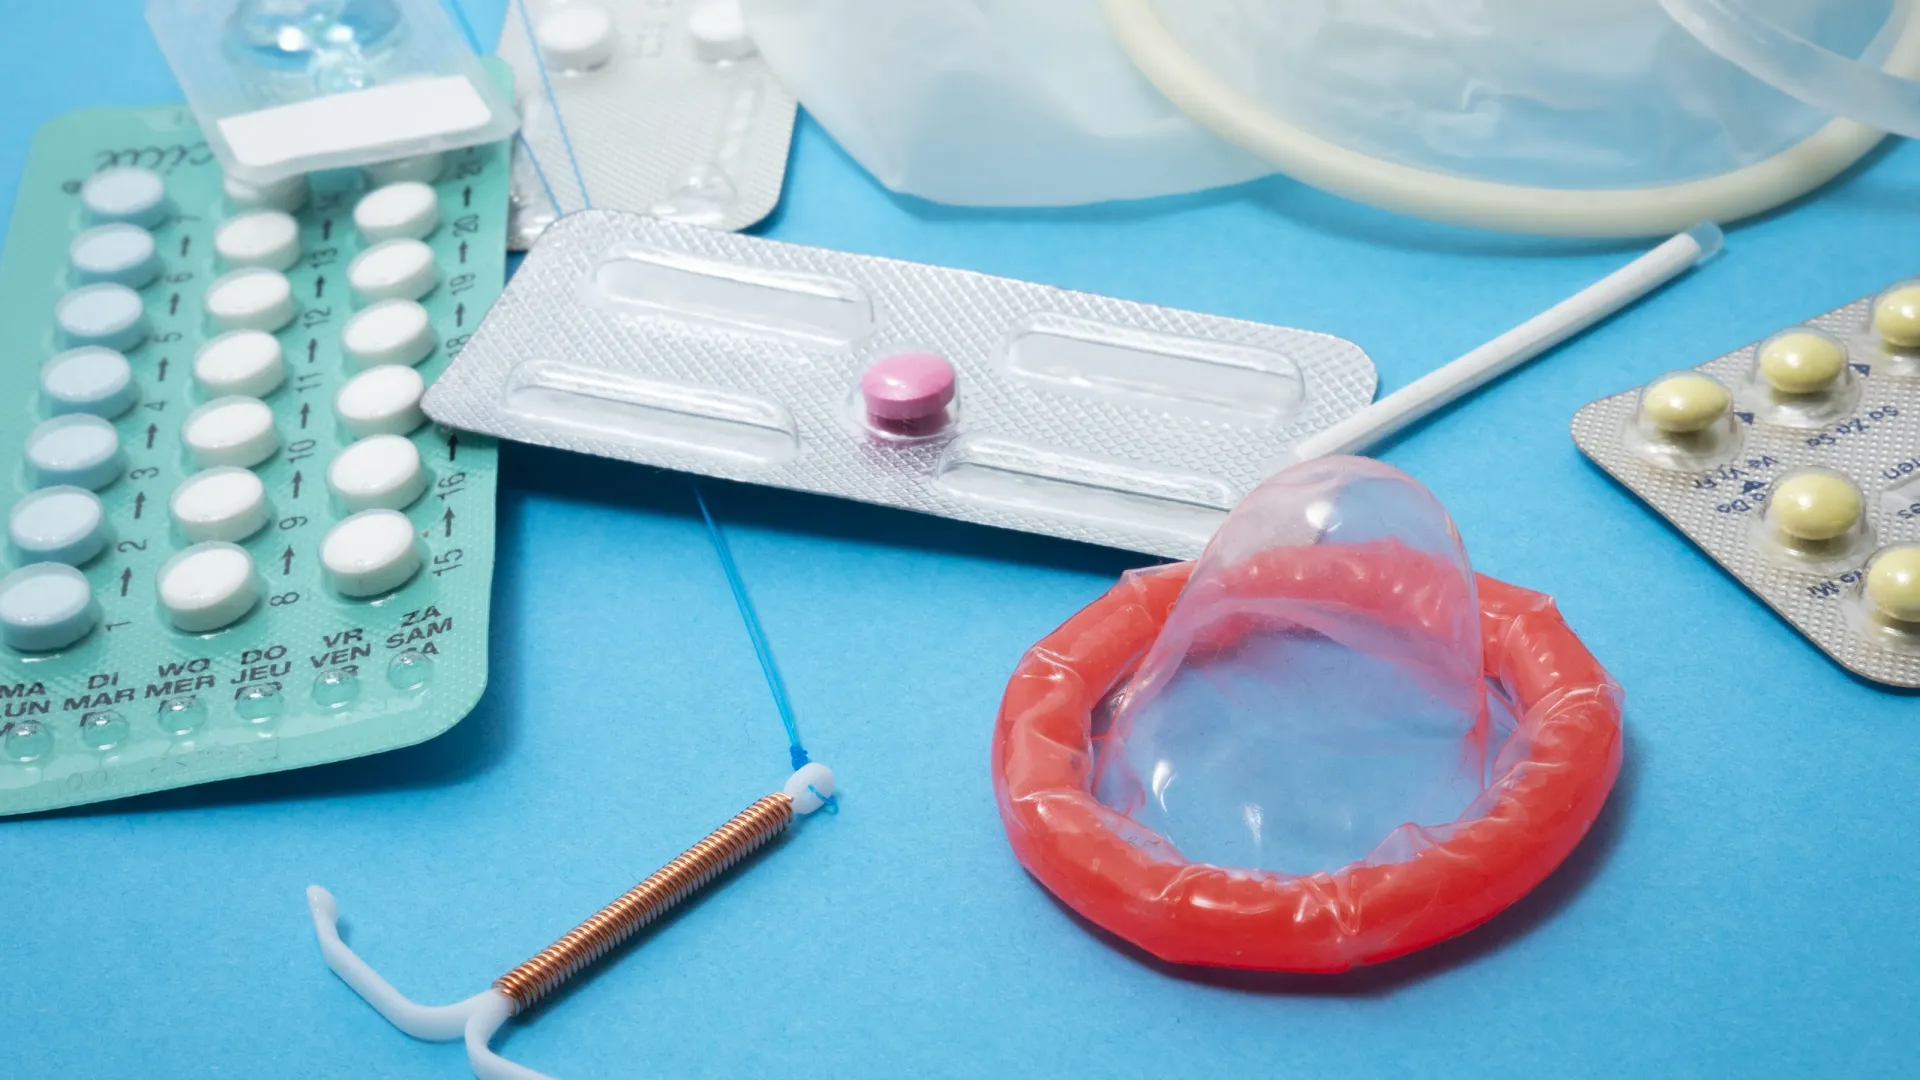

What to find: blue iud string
left=481, top=7, right=827, bottom=787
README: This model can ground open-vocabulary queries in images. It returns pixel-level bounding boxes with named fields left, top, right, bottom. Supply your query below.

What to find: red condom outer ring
left=992, top=552, right=1624, bottom=973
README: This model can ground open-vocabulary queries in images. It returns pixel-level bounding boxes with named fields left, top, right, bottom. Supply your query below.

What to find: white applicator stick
left=1291, top=222, right=1725, bottom=462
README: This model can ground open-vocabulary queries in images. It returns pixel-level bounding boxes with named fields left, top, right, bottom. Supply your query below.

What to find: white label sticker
left=219, top=77, right=495, bottom=170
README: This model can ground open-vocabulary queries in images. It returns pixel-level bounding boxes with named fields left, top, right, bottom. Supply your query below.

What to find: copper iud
left=308, top=763, right=837, bottom=1080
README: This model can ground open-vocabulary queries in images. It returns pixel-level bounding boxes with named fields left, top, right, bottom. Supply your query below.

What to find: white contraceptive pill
left=224, top=170, right=308, bottom=214
left=9, top=487, right=108, bottom=566
left=537, top=2, right=618, bottom=71
left=81, top=166, right=168, bottom=227
left=354, top=182, right=439, bottom=243
left=157, top=542, right=258, bottom=633
left=182, top=396, right=279, bottom=469
left=366, top=152, right=446, bottom=188
left=327, top=435, right=426, bottom=512
left=688, top=0, right=756, bottom=62
left=334, top=364, right=427, bottom=437
left=25, top=414, right=125, bottom=491
left=321, top=509, right=422, bottom=598
left=0, top=563, right=98, bottom=652
left=204, top=268, right=296, bottom=332
left=214, top=210, right=302, bottom=271
left=342, top=299, right=435, bottom=369
left=69, top=223, right=161, bottom=288
left=56, top=283, right=149, bottom=352
left=193, top=330, right=287, bottom=398
left=169, top=467, right=270, bottom=543
left=41, top=347, right=138, bottom=418
left=347, top=239, right=437, bottom=303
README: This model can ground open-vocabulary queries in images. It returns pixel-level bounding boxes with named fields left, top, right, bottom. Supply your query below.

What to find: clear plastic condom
left=1754, top=466, right=1873, bottom=572
left=1625, top=370, right=1742, bottom=471
left=1745, top=327, right=1860, bottom=428
left=1847, top=543, right=1920, bottom=654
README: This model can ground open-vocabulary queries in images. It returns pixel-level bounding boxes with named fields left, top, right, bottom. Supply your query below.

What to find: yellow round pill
left=1758, top=331, right=1846, bottom=395
left=1873, top=283, right=1920, bottom=348
left=1866, top=546, right=1920, bottom=624
left=1642, top=374, right=1730, bottom=434
left=1768, top=471, right=1862, bottom=542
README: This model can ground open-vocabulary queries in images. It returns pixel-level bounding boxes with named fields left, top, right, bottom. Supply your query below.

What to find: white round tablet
left=322, top=510, right=422, bottom=598
left=182, top=396, right=279, bottom=469
left=158, top=542, right=258, bottom=633
left=335, top=364, right=427, bottom=437
left=354, top=182, right=439, bottom=242
left=170, top=467, right=270, bottom=543
left=215, top=210, right=302, bottom=271
left=81, top=166, right=169, bottom=227
left=41, top=347, right=138, bottom=418
left=538, top=1, right=618, bottom=70
left=56, top=283, right=149, bottom=351
left=0, top=563, right=98, bottom=652
left=347, top=239, right=437, bottom=303
left=688, top=0, right=756, bottom=61
left=25, top=415, right=124, bottom=491
left=193, top=330, right=286, bottom=398
left=225, top=171, right=308, bottom=213
left=9, top=487, right=108, bottom=566
left=69, top=223, right=161, bottom=288
left=204, top=268, right=296, bottom=333
left=342, top=299, right=435, bottom=369
left=328, top=434, right=426, bottom=512
left=365, top=152, right=445, bottom=187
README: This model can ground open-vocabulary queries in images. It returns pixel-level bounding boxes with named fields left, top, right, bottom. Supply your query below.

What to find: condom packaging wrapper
left=993, top=457, right=1624, bottom=971
left=741, top=0, right=1903, bottom=207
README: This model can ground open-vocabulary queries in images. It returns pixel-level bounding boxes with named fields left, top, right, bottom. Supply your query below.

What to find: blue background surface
left=4, top=2, right=1918, bottom=1077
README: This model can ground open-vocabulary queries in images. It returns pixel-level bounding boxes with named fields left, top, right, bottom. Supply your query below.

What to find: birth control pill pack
left=0, top=103, right=510, bottom=815
left=1572, top=283, right=1920, bottom=688
left=425, top=210, right=1378, bottom=559
left=497, top=0, right=795, bottom=248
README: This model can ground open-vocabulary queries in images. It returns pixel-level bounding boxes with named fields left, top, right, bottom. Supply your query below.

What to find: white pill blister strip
left=495, top=0, right=796, bottom=248
left=1572, top=282, right=1920, bottom=688
left=426, top=211, right=1379, bottom=558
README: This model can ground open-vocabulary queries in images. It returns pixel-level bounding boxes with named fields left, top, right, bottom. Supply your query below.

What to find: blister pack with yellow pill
left=1572, top=281, right=1920, bottom=688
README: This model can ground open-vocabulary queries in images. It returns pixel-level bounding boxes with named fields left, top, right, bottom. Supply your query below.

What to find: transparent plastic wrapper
left=1573, top=281, right=1920, bottom=689
left=497, top=0, right=797, bottom=248
left=740, top=0, right=1920, bottom=235
left=993, top=458, right=1624, bottom=971
left=147, top=0, right=520, bottom=183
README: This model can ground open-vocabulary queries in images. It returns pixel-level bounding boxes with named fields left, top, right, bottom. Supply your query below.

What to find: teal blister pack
left=0, top=100, right=509, bottom=815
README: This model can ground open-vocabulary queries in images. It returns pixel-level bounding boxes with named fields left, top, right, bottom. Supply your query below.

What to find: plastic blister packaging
left=993, top=457, right=1624, bottom=971
left=424, top=210, right=1378, bottom=558
left=497, top=0, right=797, bottom=248
left=1573, top=281, right=1920, bottom=688
left=0, top=97, right=512, bottom=816
left=146, top=0, right=519, bottom=183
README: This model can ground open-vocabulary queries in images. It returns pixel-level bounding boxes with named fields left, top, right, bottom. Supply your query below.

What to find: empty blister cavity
left=1625, top=371, right=1740, bottom=471
left=335, top=364, right=427, bottom=436
left=214, top=211, right=302, bottom=271
left=342, top=299, right=435, bottom=368
left=158, top=542, right=258, bottom=633
left=1748, top=328, right=1859, bottom=427
left=1848, top=544, right=1920, bottom=654
left=204, top=268, right=296, bottom=333
left=0, top=563, right=98, bottom=652
left=934, top=438, right=1232, bottom=546
left=41, top=347, right=138, bottom=418
left=502, top=360, right=800, bottom=464
left=1004, top=314, right=1306, bottom=423
left=1754, top=467, right=1872, bottom=572
left=591, top=244, right=874, bottom=347
left=536, top=1, right=618, bottom=71
left=81, top=166, right=167, bottom=226
left=25, top=415, right=125, bottom=491
left=323, top=509, right=423, bottom=598
left=355, top=182, right=439, bottom=242
left=328, top=435, right=427, bottom=511
left=170, top=467, right=271, bottom=544
left=182, top=397, right=279, bottom=469
left=69, top=224, right=160, bottom=288
left=56, top=283, right=149, bottom=351
left=193, top=331, right=287, bottom=398
left=349, top=239, right=437, bottom=303
left=9, top=487, right=107, bottom=566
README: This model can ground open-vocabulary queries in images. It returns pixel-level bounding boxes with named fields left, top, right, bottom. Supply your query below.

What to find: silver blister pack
left=497, top=0, right=796, bottom=249
left=1572, top=283, right=1920, bottom=688
left=424, top=210, right=1380, bottom=558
